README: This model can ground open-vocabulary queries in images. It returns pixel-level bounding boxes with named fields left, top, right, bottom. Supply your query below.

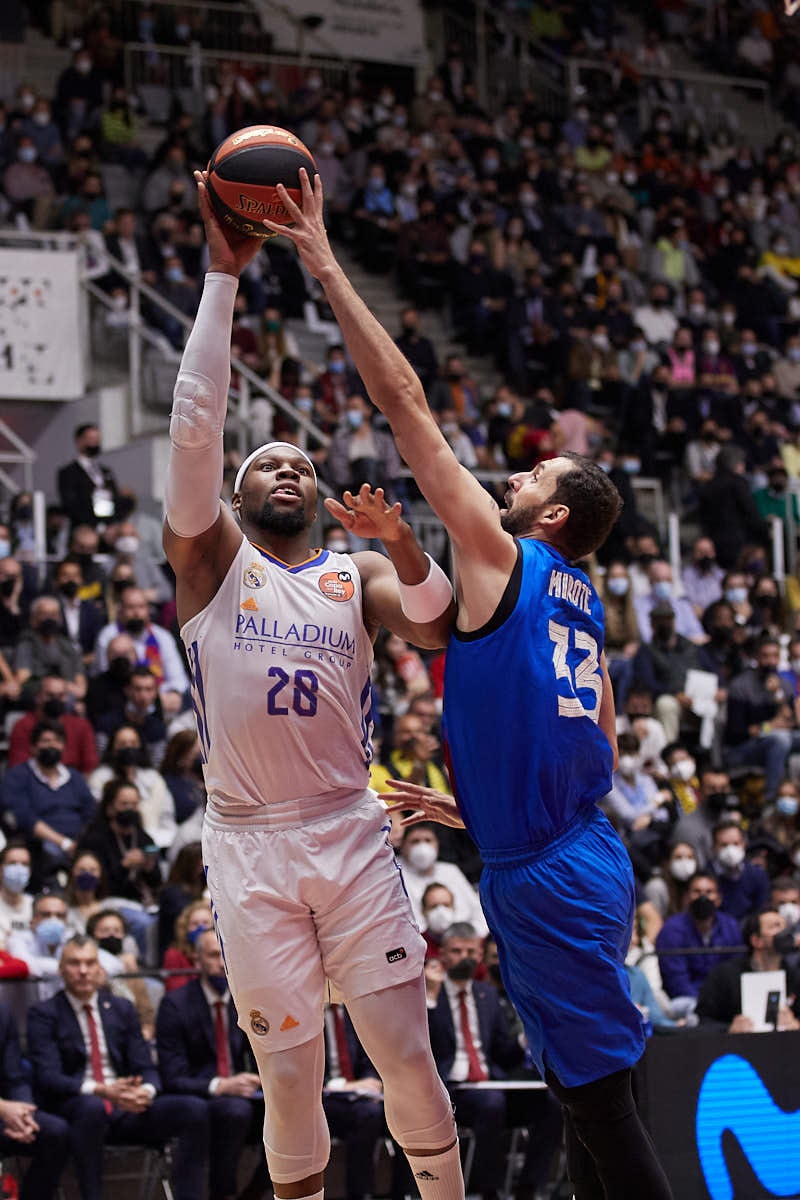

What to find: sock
left=405, top=1141, right=465, bottom=1200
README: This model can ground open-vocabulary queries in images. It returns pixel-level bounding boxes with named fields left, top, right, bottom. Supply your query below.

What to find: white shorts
left=202, top=792, right=426, bottom=1051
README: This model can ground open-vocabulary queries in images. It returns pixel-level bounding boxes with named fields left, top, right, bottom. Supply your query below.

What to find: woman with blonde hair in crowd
left=599, top=560, right=640, bottom=702
left=161, top=898, right=212, bottom=992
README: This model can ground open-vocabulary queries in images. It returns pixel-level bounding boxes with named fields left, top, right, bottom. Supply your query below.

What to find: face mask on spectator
left=407, top=843, right=437, bottom=871
left=36, top=917, right=65, bottom=947
left=425, top=905, right=455, bottom=935
left=725, top=587, right=748, bottom=605
left=703, top=340, right=720, bottom=356
left=42, top=698, right=65, bottom=718
left=2, top=864, right=29, bottom=894
left=36, top=746, right=61, bottom=768
left=166, top=266, right=184, bottom=283
left=59, top=580, right=79, bottom=600
left=113, top=808, right=139, bottom=828
left=669, top=856, right=697, bottom=883
left=652, top=581, right=672, bottom=600
left=295, top=397, right=314, bottom=414
left=346, top=410, right=363, bottom=430
left=108, top=656, right=133, bottom=683
left=689, top=895, right=715, bottom=922
left=116, top=536, right=139, bottom=556
left=617, top=755, right=637, bottom=777
left=96, top=935, right=123, bottom=956
left=789, top=347, right=800, bottom=363
left=689, top=304, right=706, bottom=319
left=18, top=146, right=37, bottom=165
left=696, top=556, right=715, bottom=572
left=125, top=617, right=146, bottom=636
left=607, top=576, right=629, bottom=597
left=0, top=541, right=9, bottom=559
left=207, top=973, right=228, bottom=994
left=776, top=794, right=799, bottom=818
left=328, top=360, right=345, bottom=374
left=779, top=902, right=800, bottom=927
left=447, top=957, right=477, bottom=981
left=326, top=538, right=349, bottom=554
left=741, top=341, right=757, bottom=357
left=670, top=758, right=695, bottom=783
left=114, top=747, right=143, bottom=770
left=716, top=843, right=745, bottom=870
left=75, top=870, right=100, bottom=892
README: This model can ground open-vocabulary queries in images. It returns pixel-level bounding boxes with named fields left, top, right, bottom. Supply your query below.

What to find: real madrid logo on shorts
left=318, top=570, right=355, bottom=602
left=243, top=562, right=267, bottom=589
left=250, top=1009, right=270, bottom=1036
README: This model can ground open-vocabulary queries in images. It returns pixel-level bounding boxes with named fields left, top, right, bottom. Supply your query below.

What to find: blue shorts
left=479, top=805, right=646, bottom=1089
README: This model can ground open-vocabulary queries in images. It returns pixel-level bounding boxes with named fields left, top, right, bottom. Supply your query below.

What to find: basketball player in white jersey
left=163, top=177, right=465, bottom=1200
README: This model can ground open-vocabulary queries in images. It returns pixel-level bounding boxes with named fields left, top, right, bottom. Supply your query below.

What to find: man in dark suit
left=57, top=423, right=119, bottom=530
left=26, top=935, right=208, bottom=1200
left=322, top=1002, right=385, bottom=1200
left=426, top=923, right=525, bottom=1198
left=0, top=999, right=69, bottom=1199
left=53, top=556, right=106, bottom=663
left=156, top=928, right=272, bottom=1200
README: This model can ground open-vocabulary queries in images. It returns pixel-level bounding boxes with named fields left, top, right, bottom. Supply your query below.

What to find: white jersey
left=181, top=538, right=374, bottom=813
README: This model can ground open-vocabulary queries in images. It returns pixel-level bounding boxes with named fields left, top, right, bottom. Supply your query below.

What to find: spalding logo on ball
left=206, top=125, right=318, bottom=239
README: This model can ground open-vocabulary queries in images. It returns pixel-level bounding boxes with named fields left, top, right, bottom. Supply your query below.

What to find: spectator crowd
left=1, top=0, right=800, bottom=1195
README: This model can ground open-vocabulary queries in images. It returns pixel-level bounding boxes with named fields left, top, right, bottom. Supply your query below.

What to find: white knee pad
left=251, top=1035, right=331, bottom=1184
left=384, top=1073, right=456, bottom=1150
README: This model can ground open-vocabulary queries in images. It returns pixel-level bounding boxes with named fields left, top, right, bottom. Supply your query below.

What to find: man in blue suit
left=426, top=924, right=525, bottom=1198
left=26, top=935, right=208, bottom=1200
left=156, top=928, right=272, bottom=1200
left=0, top=999, right=69, bottom=1199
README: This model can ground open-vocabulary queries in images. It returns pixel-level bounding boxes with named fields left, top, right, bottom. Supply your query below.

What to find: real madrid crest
left=243, top=562, right=267, bottom=590
left=250, top=1009, right=270, bottom=1036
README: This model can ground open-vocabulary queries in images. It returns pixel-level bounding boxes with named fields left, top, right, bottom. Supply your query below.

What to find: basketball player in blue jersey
left=163, top=177, right=467, bottom=1200
left=266, top=171, right=674, bottom=1200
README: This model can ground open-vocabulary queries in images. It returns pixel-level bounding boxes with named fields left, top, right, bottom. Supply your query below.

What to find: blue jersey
left=443, top=537, right=613, bottom=859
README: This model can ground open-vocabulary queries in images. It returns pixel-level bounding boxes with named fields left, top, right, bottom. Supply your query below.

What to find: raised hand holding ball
left=206, top=125, right=317, bottom=239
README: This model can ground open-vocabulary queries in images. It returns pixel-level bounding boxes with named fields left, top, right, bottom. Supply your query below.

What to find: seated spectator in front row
left=26, top=936, right=209, bottom=1200
left=7, top=673, right=98, bottom=774
left=322, top=1001, right=385, bottom=1200
left=655, top=871, right=742, bottom=1008
left=696, top=908, right=800, bottom=1031
left=0, top=999, right=69, bottom=1199
left=157, top=928, right=271, bottom=1200
left=0, top=720, right=96, bottom=886
left=709, top=818, right=770, bottom=920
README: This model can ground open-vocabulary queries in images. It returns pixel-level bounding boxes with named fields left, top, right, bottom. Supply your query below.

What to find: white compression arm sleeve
left=164, top=271, right=238, bottom=538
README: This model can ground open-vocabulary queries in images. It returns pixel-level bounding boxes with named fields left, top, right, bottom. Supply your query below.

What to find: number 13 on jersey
left=548, top=619, right=602, bottom=722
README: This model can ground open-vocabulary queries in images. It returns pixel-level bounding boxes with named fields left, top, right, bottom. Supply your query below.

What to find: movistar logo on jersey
left=234, top=613, right=356, bottom=655
left=696, top=1054, right=800, bottom=1200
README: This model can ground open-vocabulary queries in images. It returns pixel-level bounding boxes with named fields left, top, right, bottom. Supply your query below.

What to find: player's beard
left=247, top=498, right=308, bottom=536
left=500, top=497, right=546, bottom=536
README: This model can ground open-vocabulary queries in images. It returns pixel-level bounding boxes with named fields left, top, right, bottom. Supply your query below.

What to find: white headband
left=233, top=442, right=317, bottom=495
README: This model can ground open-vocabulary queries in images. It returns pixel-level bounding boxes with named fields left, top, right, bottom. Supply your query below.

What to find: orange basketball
left=206, top=125, right=317, bottom=239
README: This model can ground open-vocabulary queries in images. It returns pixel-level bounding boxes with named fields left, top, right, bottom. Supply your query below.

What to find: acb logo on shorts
left=318, top=571, right=355, bottom=602
left=250, top=1009, right=270, bottom=1036
left=386, top=947, right=407, bottom=964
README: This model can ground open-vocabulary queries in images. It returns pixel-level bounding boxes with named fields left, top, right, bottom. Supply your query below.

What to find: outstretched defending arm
left=264, top=172, right=515, bottom=569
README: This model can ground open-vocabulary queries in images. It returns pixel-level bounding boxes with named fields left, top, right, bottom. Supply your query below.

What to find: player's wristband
left=398, top=555, right=453, bottom=622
